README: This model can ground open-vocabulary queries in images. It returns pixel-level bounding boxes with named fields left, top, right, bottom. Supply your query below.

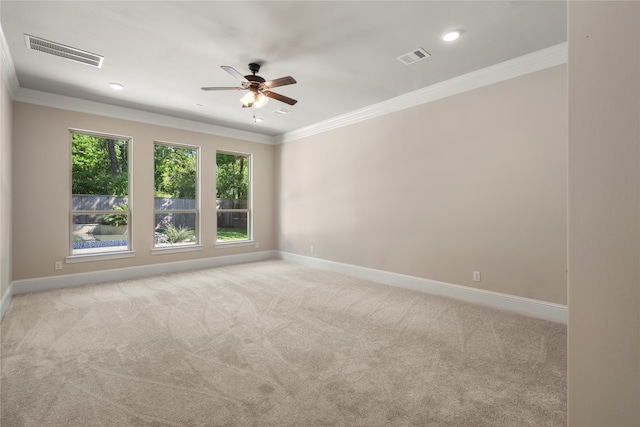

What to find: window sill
left=215, top=240, right=256, bottom=249
left=151, top=245, right=203, bottom=256
left=66, top=251, right=136, bottom=263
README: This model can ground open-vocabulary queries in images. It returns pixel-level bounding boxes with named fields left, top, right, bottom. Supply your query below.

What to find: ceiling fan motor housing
left=245, top=64, right=266, bottom=91
left=248, top=62, right=261, bottom=74
left=245, top=75, right=266, bottom=84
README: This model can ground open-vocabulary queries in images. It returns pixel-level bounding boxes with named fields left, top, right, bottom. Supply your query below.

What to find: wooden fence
left=72, top=195, right=247, bottom=229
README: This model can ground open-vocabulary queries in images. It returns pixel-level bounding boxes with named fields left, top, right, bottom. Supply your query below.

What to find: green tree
left=216, top=153, right=247, bottom=199
left=154, top=145, right=196, bottom=198
left=72, top=133, right=128, bottom=195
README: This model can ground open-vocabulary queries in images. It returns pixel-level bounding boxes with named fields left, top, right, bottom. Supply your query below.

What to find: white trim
left=278, top=252, right=567, bottom=324
left=10, top=251, right=278, bottom=296
left=215, top=240, right=256, bottom=248
left=0, top=282, right=14, bottom=320
left=4, top=251, right=567, bottom=325
left=4, top=39, right=566, bottom=146
left=151, top=245, right=203, bottom=255
left=12, top=87, right=276, bottom=145
left=276, top=42, right=568, bottom=144
left=66, top=251, right=136, bottom=263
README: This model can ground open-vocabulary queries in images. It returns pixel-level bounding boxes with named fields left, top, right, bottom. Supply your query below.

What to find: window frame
left=67, top=129, right=134, bottom=262
left=152, top=140, right=201, bottom=253
left=215, top=150, right=253, bottom=246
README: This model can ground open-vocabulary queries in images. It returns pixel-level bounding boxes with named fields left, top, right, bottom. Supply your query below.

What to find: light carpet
left=1, top=259, right=566, bottom=426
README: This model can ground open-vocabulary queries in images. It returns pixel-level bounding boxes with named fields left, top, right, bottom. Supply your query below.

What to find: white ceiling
left=0, top=1, right=566, bottom=139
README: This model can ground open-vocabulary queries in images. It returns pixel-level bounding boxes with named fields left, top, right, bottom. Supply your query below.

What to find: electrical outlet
left=310, top=246, right=314, bottom=254
left=255, top=242, right=260, bottom=248
left=473, top=271, right=481, bottom=282
left=55, top=261, right=63, bottom=271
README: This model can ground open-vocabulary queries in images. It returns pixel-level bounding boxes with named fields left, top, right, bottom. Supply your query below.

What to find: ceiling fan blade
left=264, top=76, right=297, bottom=89
left=201, top=86, right=244, bottom=91
left=264, top=91, right=298, bottom=105
left=221, top=65, right=250, bottom=83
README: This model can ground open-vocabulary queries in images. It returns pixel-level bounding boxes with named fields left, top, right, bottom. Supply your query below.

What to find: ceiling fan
left=201, top=63, right=297, bottom=108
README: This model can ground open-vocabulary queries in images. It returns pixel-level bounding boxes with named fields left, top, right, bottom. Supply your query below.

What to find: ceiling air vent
left=273, top=108, right=292, bottom=115
left=396, top=47, right=431, bottom=65
left=24, top=34, right=104, bottom=68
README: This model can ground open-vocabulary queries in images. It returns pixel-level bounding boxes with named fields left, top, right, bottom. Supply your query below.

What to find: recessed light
left=109, top=82, right=124, bottom=90
left=442, top=29, right=462, bottom=42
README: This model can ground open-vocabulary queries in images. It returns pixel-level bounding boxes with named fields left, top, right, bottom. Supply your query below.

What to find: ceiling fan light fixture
left=253, top=93, right=269, bottom=108
left=240, top=91, right=256, bottom=107
left=240, top=91, right=269, bottom=108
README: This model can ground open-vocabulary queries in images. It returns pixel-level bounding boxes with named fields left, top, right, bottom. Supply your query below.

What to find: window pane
left=154, top=145, right=196, bottom=200
left=154, top=197, right=196, bottom=211
left=155, top=213, right=197, bottom=246
left=72, top=214, right=128, bottom=255
left=154, top=143, right=198, bottom=248
left=216, top=152, right=250, bottom=242
left=217, top=211, right=248, bottom=242
left=72, top=134, right=128, bottom=198
left=73, top=195, right=129, bottom=211
left=71, top=132, right=130, bottom=255
left=216, top=153, right=248, bottom=203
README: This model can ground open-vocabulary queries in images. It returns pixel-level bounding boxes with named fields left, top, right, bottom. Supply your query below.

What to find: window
left=154, top=142, right=199, bottom=248
left=216, top=152, right=251, bottom=243
left=70, top=130, right=131, bottom=256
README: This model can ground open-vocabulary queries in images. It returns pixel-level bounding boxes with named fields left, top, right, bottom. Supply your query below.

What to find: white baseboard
left=3, top=250, right=567, bottom=325
left=278, top=252, right=567, bottom=324
left=9, top=250, right=279, bottom=297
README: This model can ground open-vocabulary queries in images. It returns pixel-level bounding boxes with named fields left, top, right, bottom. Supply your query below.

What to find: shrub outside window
left=70, top=130, right=131, bottom=256
left=216, top=151, right=251, bottom=243
left=154, top=142, right=199, bottom=248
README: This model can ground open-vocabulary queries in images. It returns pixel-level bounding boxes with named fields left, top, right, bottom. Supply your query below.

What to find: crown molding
left=3, top=26, right=566, bottom=147
left=12, top=87, right=276, bottom=144
left=276, top=42, right=568, bottom=144
left=1, top=21, right=275, bottom=144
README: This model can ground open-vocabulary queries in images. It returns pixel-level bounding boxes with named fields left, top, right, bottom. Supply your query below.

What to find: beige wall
left=6, top=5, right=640, bottom=423
left=567, top=1, right=640, bottom=425
left=1, top=77, right=12, bottom=301
left=277, top=65, right=567, bottom=305
left=11, top=102, right=276, bottom=280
